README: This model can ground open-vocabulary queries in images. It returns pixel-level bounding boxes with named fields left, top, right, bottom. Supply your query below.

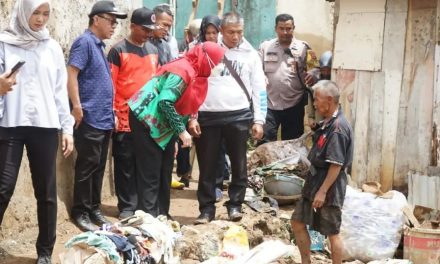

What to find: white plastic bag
left=340, top=186, right=407, bottom=262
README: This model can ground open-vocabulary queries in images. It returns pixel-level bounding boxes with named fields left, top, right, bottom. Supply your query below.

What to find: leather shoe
left=90, top=209, right=112, bottom=226
left=36, top=255, right=52, bottom=264
left=73, top=212, right=99, bottom=232
left=194, top=212, right=214, bottom=225
left=227, top=207, right=243, bottom=222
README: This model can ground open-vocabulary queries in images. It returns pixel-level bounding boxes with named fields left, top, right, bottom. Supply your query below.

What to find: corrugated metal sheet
left=408, top=172, right=440, bottom=209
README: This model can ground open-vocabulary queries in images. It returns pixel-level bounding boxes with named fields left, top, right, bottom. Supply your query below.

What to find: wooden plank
left=334, top=69, right=358, bottom=184
left=394, top=0, right=436, bottom=182
left=333, top=11, right=385, bottom=71
left=351, top=71, right=372, bottom=186
left=335, top=69, right=357, bottom=125
left=402, top=206, right=421, bottom=228
left=380, top=0, right=408, bottom=191
left=366, top=72, right=385, bottom=182
left=433, top=45, right=440, bottom=166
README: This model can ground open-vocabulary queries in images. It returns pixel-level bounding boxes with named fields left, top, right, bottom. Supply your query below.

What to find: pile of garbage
left=247, top=134, right=310, bottom=204
left=60, top=211, right=181, bottom=264
left=175, top=205, right=291, bottom=262
left=179, top=223, right=294, bottom=264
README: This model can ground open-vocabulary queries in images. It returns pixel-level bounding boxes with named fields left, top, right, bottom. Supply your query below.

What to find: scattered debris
left=175, top=206, right=290, bottom=262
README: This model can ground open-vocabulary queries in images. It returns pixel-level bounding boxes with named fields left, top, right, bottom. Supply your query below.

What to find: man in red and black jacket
left=108, top=7, right=159, bottom=219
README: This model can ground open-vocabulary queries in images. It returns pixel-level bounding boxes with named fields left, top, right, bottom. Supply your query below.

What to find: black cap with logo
left=89, top=1, right=128, bottom=19
left=131, top=7, right=157, bottom=29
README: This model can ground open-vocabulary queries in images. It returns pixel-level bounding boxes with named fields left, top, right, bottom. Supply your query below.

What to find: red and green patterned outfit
left=128, top=73, right=189, bottom=150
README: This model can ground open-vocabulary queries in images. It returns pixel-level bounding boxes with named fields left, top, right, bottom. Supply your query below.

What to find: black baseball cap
left=131, top=7, right=157, bottom=29
left=89, top=1, right=128, bottom=19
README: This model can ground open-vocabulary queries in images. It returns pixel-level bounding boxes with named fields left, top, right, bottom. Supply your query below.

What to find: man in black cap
left=67, top=0, right=127, bottom=232
left=108, top=7, right=159, bottom=220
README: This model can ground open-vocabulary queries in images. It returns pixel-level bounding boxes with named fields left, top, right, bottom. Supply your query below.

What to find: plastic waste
left=340, top=186, right=407, bottom=262
left=221, top=225, right=249, bottom=260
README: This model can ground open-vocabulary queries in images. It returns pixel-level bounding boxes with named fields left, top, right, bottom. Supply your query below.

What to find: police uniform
left=259, top=38, right=316, bottom=142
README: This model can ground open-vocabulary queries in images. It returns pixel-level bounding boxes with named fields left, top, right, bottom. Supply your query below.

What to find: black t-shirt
left=302, top=107, right=353, bottom=207
left=151, top=38, right=172, bottom=66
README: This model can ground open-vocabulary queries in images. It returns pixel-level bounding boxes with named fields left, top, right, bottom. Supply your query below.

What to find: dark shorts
left=291, top=198, right=342, bottom=236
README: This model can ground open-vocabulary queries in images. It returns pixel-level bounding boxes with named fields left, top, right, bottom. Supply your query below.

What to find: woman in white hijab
left=0, top=0, right=74, bottom=263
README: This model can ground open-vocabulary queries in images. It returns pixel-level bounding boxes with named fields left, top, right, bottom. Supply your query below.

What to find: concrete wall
left=277, top=0, right=334, bottom=57
left=0, top=0, right=142, bottom=231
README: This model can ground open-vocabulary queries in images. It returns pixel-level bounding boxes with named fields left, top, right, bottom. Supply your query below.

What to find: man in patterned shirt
left=108, top=7, right=159, bottom=220
left=67, top=1, right=127, bottom=231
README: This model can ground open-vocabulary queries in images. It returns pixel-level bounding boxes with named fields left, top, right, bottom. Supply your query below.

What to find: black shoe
left=73, top=212, right=99, bottom=232
left=227, top=207, right=243, bottom=222
left=179, top=177, right=190, bottom=188
left=90, top=209, right=112, bottom=227
left=36, top=255, right=52, bottom=264
left=194, top=212, right=214, bottom=225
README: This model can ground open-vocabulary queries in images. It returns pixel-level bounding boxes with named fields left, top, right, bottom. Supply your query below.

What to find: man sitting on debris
left=291, top=80, right=353, bottom=264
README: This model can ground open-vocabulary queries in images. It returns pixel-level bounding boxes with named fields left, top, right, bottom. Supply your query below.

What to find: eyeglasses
left=97, top=15, right=118, bottom=26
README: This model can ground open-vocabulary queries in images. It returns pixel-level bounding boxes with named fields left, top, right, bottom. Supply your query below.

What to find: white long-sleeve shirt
left=0, top=40, right=74, bottom=134
left=199, top=37, right=267, bottom=124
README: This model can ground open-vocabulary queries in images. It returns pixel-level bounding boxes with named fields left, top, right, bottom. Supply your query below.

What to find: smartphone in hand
left=7, top=60, right=25, bottom=78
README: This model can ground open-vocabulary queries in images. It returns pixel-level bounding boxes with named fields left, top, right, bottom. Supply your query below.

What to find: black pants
left=176, top=144, right=190, bottom=175
left=195, top=120, right=250, bottom=215
left=216, top=143, right=230, bottom=189
left=262, top=103, right=305, bottom=143
left=112, top=132, right=137, bottom=214
left=72, top=122, right=111, bottom=217
left=0, top=127, right=58, bottom=256
left=129, top=111, right=175, bottom=217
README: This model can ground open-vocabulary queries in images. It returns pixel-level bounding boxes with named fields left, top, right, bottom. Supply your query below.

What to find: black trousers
left=176, top=143, right=190, bottom=175
left=112, top=132, right=137, bottom=214
left=72, top=122, right=111, bottom=217
left=129, top=111, right=175, bottom=217
left=262, top=103, right=305, bottom=143
left=195, top=120, right=250, bottom=215
left=216, top=143, right=230, bottom=189
left=0, top=127, right=58, bottom=256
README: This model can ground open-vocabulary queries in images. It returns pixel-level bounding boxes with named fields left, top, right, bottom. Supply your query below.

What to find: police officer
left=259, top=13, right=319, bottom=143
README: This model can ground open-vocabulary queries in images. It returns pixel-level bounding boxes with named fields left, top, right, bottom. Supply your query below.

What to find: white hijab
left=0, top=0, right=51, bottom=49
